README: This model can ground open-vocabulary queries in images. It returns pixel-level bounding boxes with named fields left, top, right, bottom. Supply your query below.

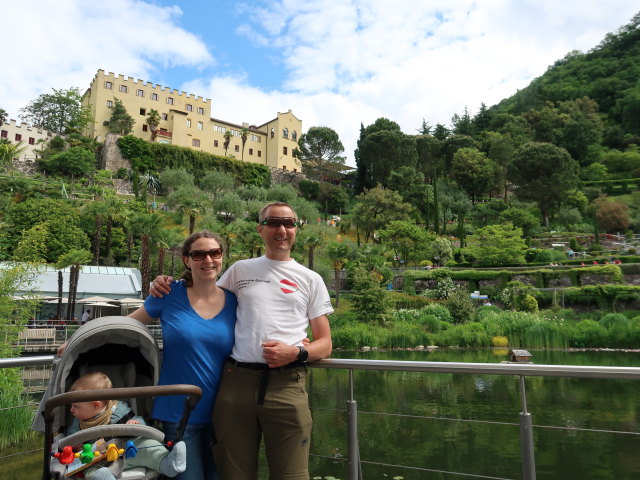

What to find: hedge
left=117, top=135, right=271, bottom=187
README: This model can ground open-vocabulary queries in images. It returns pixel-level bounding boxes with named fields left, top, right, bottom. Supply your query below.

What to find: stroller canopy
left=33, top=316, right=160, bottom=434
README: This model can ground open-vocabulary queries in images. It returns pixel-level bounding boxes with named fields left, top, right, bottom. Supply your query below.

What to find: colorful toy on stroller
left=32, top=316, right=201, bottom=480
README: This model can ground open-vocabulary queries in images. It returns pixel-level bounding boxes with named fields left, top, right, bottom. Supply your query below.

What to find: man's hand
left=126, top=419, right=140, bottom=424
left=262, top=341, right=299, bottom=368
left=149, top=275, right=174, bottom=298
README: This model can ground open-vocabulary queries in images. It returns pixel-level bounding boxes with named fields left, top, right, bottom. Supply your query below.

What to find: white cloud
left=0, top=0, right=212, bottom=120
left=229, top=0, right=638, bottom=164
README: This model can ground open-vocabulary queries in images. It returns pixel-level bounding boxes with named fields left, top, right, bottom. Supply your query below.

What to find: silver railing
left=4, top=356, right=640, bottom=480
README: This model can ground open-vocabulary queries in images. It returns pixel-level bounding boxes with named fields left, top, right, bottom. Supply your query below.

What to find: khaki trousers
left=212, top=360, right=312, bottom=480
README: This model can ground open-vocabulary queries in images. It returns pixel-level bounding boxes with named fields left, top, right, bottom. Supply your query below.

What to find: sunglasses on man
left=187, top=248, right=224, bottom=261
left=260, top=216, right=298, bottom=229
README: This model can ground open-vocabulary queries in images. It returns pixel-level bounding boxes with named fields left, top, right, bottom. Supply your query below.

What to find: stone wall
left=100, top=133, right=130, bottom=171
left=270, top=167, right=305, bottom=186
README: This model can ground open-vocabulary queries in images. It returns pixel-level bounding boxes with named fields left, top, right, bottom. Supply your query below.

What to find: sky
left=1, top=1, right=638, bottom=166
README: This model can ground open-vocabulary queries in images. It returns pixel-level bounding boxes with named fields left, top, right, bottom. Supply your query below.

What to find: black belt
left=227, top=357, right=306, bottom=404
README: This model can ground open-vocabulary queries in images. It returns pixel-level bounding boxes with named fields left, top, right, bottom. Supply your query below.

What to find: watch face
left=298, top=346, right=308, bottom=362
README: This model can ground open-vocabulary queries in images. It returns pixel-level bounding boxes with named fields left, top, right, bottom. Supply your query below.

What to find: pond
left=5, top=349, right=640, bottom=479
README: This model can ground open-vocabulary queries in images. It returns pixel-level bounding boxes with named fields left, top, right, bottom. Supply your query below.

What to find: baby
left=65, top=372, right=186, bottom=480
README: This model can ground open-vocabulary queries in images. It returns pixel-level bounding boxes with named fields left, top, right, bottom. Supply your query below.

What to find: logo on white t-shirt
left=279, top=279, right=298, bottom=294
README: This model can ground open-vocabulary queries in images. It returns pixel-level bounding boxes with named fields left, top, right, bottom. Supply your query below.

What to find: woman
left=128, top=230, right=236, bottom=480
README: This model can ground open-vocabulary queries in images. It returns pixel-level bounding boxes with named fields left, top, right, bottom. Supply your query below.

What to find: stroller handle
left=43, top=384, right=202, bottom=420
left=42, top=385, right=201, bottom=480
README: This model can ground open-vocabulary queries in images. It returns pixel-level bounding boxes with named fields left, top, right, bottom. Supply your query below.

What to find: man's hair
left=258, top=202, right=298, bottom=223
left=70, top=372, right=112, bottom=392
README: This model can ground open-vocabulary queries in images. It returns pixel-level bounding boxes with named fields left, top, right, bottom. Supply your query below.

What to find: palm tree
left=126, top=212, right=164, bottom=298
left=81, top=201, right=108, bottom=265
left=297, top=226, right=323, bottom=270
left=0, top=139, right=27, bottom=168
left=56, top=249, right=92, bottom=320
left=102, top=196, right=123, bottom=262
left=167, top=185, right=210, bottom=234
left=146, top=109, right=161, bottom=141
left=326, top=242, right=350, bottom=308
left=156, top=227, right=184, bottom=276
left=223, top=129, right=232, bottom=157
left=241, top=127, right=249, bottom=161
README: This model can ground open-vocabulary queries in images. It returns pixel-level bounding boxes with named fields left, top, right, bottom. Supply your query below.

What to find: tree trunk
left=433, top=176, right=439, bottom=234
left=70, top=265, right=79, bottom=320
left=141, top=235, right=150, bottom=298
left=189, top=215, right=196, bottom=234
left=93, top=216, right=102, bottom=265
left=57, top=271, right=63, bottom=319
left=157, top=248, right=166, bottom=276
left=127, top=233, right=133, bottom=267
left=308, top=246, right=315, bottom=270
left=105, top=217, right=113, bottom=259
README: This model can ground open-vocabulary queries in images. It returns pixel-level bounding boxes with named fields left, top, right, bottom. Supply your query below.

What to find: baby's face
left=70, top=401, right=103, bottom=421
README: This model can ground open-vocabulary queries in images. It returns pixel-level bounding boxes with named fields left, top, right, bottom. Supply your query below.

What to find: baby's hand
left=126, top=419, right=140, bottom=424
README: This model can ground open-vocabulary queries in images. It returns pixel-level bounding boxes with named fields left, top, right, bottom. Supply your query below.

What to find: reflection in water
left=308, top=349, right=640, bottom=480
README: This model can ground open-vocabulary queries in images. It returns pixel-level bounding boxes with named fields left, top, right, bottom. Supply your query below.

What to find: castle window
left=192, top=139, right=200, bottom=147
left=293, top=168, right=297, bottom=172
left=162, top=113, right=168, bottom=120
left=270, top=128, right=274, bottom=138
left=214, top=125, right=225, bottom=133
left=197, top=107, right=205, bottom=115
left=186, top=119, right=191, bottom=128
left=258, top=150, right=261, bottom=157
left=197, top=121, right=203, bottom=130
left=119, top=85, right=128, bottom=93
left=151, top=93, right=158, bottom=101
left=142, top=125, right=148, bottom=132
left=282, top=165, right=287, bottom=171
left=104, top=81, right=113, bottom=89
left=136, top=89, right=144, bottom=97
left=292, top=130, right=297, bottom=141
left=214, top=140, right=219, bottom=147
left=249, top=148, right=253, bottom=155
left=235, top=145, right=240, bottom=152
left=167, top=97, right=174, bottom=105
left=29, top=137, right=35, bottom=145
left=283, top=146, right=288, bottom=155
left=186, top=104, right=193, bottom=112
left=140, top=108, right=146, bottom=115
left=106, top=100, right=113, bottom=108
left=15, top=134, right=22, bottom=142
left=1, top=130, right=7, bottom=138
left=283, top=128, right=289, bottom=139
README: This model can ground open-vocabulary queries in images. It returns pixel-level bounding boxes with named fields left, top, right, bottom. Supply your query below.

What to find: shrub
left=444, top=288, right=475, bottom=323
left=389, top=291, right=433, bottom=309
left=518, top=294, right=539, bottom=312
left=350, top=266, right=392, bottom=324
left=422, top=304, right=453, bottom=323
left=492, top=336, right=509, bottom=347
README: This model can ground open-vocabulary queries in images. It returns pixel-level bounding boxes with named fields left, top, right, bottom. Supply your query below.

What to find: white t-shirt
left=217, top=256, right=334, bottom=363
left=81, top=312, right=90, bottom=323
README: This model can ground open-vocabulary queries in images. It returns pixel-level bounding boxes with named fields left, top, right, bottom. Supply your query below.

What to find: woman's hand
left=57, top=341, right=68, bottom=356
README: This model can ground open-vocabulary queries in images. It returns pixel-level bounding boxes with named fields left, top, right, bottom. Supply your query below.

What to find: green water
left=308, top=349, right=640, bottom=480
left=6, top=349, right=640, bottom=479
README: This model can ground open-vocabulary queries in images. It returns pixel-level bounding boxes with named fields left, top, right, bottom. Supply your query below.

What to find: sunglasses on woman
left=187, top=248, right=223, bottom=261
left=260, top=216, right=298, bottom=229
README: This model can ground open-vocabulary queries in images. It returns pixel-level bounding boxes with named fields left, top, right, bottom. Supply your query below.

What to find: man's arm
left=262, top=315, right=332, bottom=368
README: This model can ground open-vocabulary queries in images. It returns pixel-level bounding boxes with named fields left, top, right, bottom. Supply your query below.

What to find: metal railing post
left=519, top=375, right=536, bottom=480
left=347, top=369, right=361, bottom=480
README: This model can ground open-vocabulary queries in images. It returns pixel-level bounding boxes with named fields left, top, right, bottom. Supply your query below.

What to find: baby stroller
left=32, top=316, right=201, bottom=480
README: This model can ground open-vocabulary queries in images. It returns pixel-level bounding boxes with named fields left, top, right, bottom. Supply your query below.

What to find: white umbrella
left=45, top=298, right=69, bottom=303
left=114, top=297, right=144, bottom=304
left=77, top=296, right=115, bottom=303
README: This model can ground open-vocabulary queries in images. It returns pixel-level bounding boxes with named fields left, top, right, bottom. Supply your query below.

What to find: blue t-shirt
left=144, top=281, right=237, bottom=423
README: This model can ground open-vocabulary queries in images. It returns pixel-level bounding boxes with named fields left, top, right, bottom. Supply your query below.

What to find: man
left=151, top=202, right=333, bottom=479
left=81, top=309, right=91, bottom=324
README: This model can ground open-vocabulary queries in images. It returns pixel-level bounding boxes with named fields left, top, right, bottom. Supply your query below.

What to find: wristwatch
left=297, top=346, right=309, bottom=362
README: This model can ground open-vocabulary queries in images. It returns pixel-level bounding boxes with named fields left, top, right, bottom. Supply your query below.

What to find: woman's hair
left=181, top=230, right=223, bottom=287
left=70, top=372, right=112, bottom=392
